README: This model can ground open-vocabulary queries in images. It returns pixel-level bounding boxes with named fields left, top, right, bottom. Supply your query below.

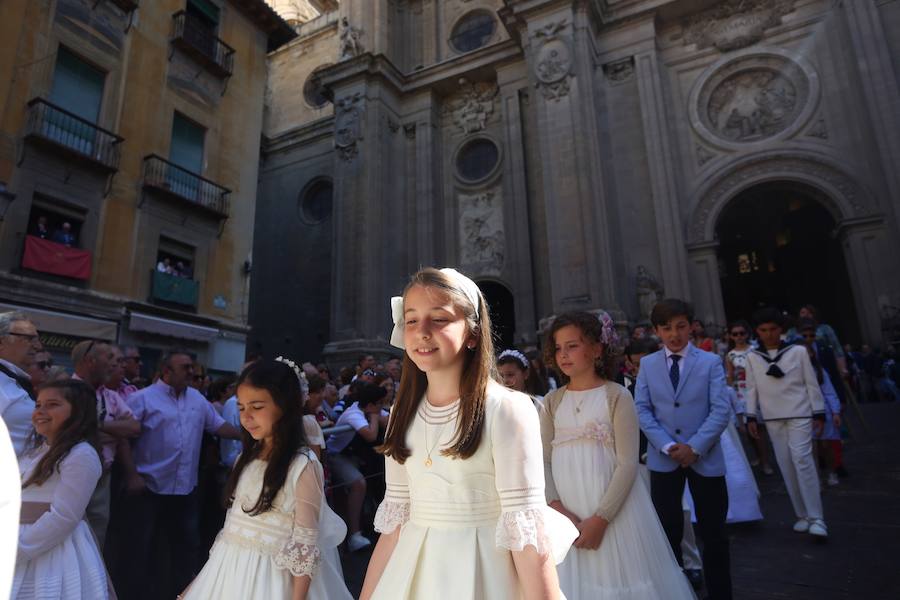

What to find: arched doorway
left=715, top=182, right=860, bottom=343
left=477, top=280, right=515, bottom=349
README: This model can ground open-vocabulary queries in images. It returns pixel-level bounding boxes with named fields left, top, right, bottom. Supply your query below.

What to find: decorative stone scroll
left=682, top=0, right=796, bottom=52
left=603, top=57, right=634, bottom=85
left=334, top=93, right=364, bottom=161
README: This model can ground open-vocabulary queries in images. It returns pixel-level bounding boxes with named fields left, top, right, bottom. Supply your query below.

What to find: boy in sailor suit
left=745, top=307, right=828, bottom=538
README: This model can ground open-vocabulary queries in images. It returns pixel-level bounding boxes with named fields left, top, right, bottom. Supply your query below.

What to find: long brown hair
left=222, top=360, right=310, bottom=515
left=379, top=268, right=497, bottom=463
left=23, top=380, right=100, bottom=488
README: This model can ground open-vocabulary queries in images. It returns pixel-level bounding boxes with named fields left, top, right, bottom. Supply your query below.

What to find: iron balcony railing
left=171, top=11, right=235, bottom=78
left=23, top=98, right=123, bottom=172
left=142, top=154, right=230, bottom=217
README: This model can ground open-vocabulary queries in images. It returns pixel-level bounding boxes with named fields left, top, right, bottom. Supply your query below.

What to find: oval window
left=450, top=12, right=496, bottom=53
left=299, top=179, right=333, bottom=223
left=456, top=138, right=500, bottom=182
left=303, top=66, right=332, bottom=108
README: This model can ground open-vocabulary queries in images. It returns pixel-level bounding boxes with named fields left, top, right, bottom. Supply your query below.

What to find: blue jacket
left=634, top=344, right=730, bottom=476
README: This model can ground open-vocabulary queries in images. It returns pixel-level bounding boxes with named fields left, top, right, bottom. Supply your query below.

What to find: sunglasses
left=37, top=360, right=53, bottom=369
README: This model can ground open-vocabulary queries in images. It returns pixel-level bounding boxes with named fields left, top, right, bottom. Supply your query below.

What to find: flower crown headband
left=390, top=268, right=481, bottom=350
left=594, top=310, right=620, bottom=347
left=275, top=356, right=309, bottom=402
left=498, top=349, right=529, bottom=370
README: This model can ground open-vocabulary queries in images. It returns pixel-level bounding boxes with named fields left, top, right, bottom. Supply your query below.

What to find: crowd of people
left=0, top=269, right=895, bottom=599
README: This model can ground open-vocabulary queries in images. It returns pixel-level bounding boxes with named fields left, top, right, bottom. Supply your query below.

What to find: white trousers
left=766, top=419, right=823, bottom=521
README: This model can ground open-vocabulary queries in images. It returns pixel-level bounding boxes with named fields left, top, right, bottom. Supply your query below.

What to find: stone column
left=685, top=241, right=726, bottom=330
left=514, top=1, right=621, bottom=316
left=838, top=0, right=900, bottom=235
left=633, top=29, right=690, bottom=299
left=411, top=92, right=443, bottom=268
left=838, top=216, right=900, bottom=345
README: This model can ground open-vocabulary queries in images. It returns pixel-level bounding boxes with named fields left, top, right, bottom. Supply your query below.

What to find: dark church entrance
left=716, top=182, right=860, bottom=344
left=478, top=280, right=515, bottom=349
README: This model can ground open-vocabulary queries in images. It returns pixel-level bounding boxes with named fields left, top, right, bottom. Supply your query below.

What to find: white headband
left=498, top=349, right=529, bottom=370
left=389, top=267, right=481, bottom=349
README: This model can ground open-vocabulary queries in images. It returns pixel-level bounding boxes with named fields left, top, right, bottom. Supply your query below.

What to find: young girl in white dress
left=497, top=348, right=544, bottom=409
left=13, top=380, right=112, bottom=600
left=540, top=311, right=696, bottom=600
left=181, top=359, right=352, bottom=600
left=360, top=267, right=578, bottom=600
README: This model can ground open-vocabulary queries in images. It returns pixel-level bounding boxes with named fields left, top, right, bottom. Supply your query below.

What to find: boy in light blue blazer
left=635, top=299, right=733, bottom=600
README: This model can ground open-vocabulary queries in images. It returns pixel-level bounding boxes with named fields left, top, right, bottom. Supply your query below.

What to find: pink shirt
left=73, top=375, right=133, bottom=469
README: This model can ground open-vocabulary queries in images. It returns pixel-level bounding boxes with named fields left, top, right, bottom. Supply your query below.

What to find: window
left=186, top=0, right=219, bottom=28
left=167, top=112, right=205, bottom=200
left=299, top=179, right=333, bottom=224
left=153, top=237, right=199, bottom=307
left=455, top=138, right=500, bottom=182
left=27, top=204, right=84, bottom=248
left=450, top=12, right=496, bottom=53
left=303, top=65, right=333, bottom=109
left=156, top=237, right=196, bottom=279
left=50, top=47, right=105, bottom=122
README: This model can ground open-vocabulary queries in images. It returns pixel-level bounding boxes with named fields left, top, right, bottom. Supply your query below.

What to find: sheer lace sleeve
left=273, top=455, right=322, bottom=578
left=491, top=388, right=577, bottom=563
left=18, top=443, right=101, bottom=560
left=595, top=387, right=639, bottom=523
left=373, top=453, right=410, bottom=534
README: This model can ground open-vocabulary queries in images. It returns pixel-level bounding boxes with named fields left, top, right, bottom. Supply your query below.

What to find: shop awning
left=128, top=312, right=218, bottom=342
left=0, top=302, right=117, bottom=341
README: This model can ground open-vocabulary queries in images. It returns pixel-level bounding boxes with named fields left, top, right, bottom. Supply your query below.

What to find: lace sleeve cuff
left=274, top=528, right=321, bottom=578
left=495, top=506, right=578, bottom=565
left=373, top=499, right=410, bottom=534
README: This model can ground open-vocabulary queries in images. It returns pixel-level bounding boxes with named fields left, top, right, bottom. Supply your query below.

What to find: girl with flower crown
left=497, top=348, right=545, bottom=410
left=540, top=311, right=696, bottom=600
left=360, top=267, right=577, bottom=600
left=180, top=359, right=351, bottom=600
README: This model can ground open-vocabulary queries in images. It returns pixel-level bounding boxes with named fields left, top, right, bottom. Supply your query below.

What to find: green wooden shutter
left=169, top=112, right=205, bottom=174
left=49, top=47, right=105, bottom=122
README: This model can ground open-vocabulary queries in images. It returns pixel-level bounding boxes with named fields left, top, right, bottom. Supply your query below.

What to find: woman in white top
left=13, top=380, right=111, bottom=600
left=182, top=359, right=351, bottom=600
left=360, top=267, right=577, bottom=600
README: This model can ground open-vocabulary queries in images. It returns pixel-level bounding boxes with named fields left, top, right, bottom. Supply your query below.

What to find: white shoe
left=827, top=472, right=839, bottom=487
left=808, top=519, right=828, bottom=538
left=347, top=531, right=372, bottom=552
left=792, top=518, right=810, bottom=533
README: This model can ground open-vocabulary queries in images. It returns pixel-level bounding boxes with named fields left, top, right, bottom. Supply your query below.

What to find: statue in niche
left=339, top=17, right=363, bottom=59
left=636, top=265, right=664, bottom=321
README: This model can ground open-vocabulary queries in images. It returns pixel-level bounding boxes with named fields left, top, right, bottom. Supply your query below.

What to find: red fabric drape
left=22, top=235, right=91, bottom=280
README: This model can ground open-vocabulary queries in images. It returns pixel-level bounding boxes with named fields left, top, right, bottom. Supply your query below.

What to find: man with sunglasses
left=121, top=345, right=143, bottom=390
left=25, top=351, right=53, bottom=389
left=0, top=311, right=41, bottom=456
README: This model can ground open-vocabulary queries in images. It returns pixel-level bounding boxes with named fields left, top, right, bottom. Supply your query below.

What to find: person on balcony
left=51, top=222, right=76, bottom=247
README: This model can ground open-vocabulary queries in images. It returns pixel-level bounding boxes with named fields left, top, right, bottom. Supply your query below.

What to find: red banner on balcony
left=22, top=235, right=92, bottom=280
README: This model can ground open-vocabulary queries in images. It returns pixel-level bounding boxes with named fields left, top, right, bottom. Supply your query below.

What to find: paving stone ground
left=338, top=401, right=900, bottom=599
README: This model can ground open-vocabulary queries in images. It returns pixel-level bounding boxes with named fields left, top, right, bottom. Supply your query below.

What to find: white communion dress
left=371, top=382, right=578, bottom=599
left=13, top=441, right=111, bottom=600
left=547, top=386, right=696, bottom=600
left=183, top=450, right=351, bottom=600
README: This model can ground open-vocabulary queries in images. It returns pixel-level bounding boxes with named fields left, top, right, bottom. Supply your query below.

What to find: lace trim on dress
left=373, top=499, right=410, bottom=534
left=273, top=528, right=321, bottom=577
left=551, top=419, right=614, bottom=448
left=495, top=507, right=556, bottom=557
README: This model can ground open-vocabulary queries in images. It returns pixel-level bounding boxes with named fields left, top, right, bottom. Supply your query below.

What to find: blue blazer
left=634, top=344, right=730, bottom=477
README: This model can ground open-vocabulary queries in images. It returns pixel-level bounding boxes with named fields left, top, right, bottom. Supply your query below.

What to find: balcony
left=151, top=270, right=199, bottom=308
left=171, top=11, right=235, bottom=78
left=141, top=154, right=230, bottom=218
left=21, top=235, right=92, bottom=280
left=23, top=98, right=123, bottom=172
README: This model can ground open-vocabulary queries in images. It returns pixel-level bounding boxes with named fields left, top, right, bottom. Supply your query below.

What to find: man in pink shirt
left=72, top=340, right=139, bottom=549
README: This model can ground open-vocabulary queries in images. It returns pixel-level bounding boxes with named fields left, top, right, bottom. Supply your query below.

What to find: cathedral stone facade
left=250, top=0, right=900, bottom=364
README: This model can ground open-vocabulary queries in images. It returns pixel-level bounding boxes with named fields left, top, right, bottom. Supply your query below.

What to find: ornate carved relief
left=690, top=50, right=818, bottom=149
left=689, top=152, right=871, bottom=243
left=682, top=0, right=796, bottom=52
left=459, top=189, right=505, bottom=276
left=603, top=57, right=634, bottom=85
left=339, top=17, right=364, bottom=60
left=334, top=93, right=364, bottom=161
left=531, top=21, right=573, bottom=101
left=446, top=79, right=498, bottom=134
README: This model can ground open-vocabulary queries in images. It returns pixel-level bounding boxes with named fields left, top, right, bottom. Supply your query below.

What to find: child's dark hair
left=624, top=337, right=659, bottom=358
left=650, top=298, right=694, bottom=327
left=356, top=382, right=387, bottom=408
left=23, top=380, right=100, bottom=488
left=222, top=359, right=309, bottom=516
left=307, top=375, right=327, bottom=395
left=752, top=307, right=785, bottom=329
left=498, top=349, right=544, bottom=396
left=543, top=311, right=620, bottom=381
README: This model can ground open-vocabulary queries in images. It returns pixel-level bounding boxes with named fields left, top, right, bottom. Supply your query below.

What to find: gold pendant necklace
left=424, top=421, right=446, bottom=468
